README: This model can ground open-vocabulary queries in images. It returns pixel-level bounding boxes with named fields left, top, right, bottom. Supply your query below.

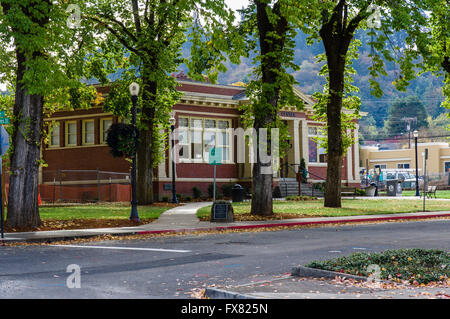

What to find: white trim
left=46, top=144, right=109, bottom=151
left=308, top=163, right=328, bottom=167
left=177, top=79, right=245, bottom=90
left=354, top=125, right=360, bottom=181
left=293, top=119, right=300, bottom=172
left=370, top=158, right=411, bottom=163
left=175, top=110, right=240, bottom=118
left=417, top=142, right=448, bottom=147
left=44, top=112, right=113, bottom=121
left=346, top=129, right=353, bottom=181
left=440, top=156, right=450, bottom=159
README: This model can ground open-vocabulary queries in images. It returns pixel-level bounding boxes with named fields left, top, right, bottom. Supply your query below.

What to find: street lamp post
left=169, top=116, right=178, bottom=204
left=414, top=130, right=420, bottom=197
left=129, top=82, right=140, bottom=222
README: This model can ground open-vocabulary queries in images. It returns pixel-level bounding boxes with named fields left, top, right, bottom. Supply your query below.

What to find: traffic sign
left=0, top=118, right=10, bottom=125
left=0, top=126, right=9, bottom=156
left=0, top=111, right=5, bottom=117
left=208, top=147, right=222, bottom=165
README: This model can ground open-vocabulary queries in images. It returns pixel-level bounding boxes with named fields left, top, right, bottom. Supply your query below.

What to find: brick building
left=40, top=75, right=362, bottom=202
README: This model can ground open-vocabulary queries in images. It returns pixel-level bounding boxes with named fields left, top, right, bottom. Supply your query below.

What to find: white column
left=300, top=119, right=309, bottom=170
left=293, top=119, right=300, bottom=172
left=353, top=125, right=360, bottom=182
left=346, top=129, right=354, bottom=182
left=158, top=128, right=167, bottom=178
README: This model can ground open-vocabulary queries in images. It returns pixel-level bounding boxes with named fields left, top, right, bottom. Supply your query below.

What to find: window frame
left=49, top=122, right=60, bottom=148
left=308, top=126, right=327, bottom=163
left=100, top=117, right=113, bottom=144
left=444, top=161, right=450, bottom=174
left=65, top=120, right=78, bottom=147
left=82, top=119, right=95, bottom=146
left=177, top=116, right=233, bottom=163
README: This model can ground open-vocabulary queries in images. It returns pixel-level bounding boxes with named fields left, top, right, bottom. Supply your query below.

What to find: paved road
left=0, top=219, right=448, bottom=298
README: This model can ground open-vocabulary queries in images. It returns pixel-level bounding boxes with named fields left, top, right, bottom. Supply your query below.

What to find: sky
left=226, top=0, right=249, bottom=11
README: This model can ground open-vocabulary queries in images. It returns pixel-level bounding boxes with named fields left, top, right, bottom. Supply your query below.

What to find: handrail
left=278, top=163, right=326, bottom=197
left=280, top=163, right=327, bottom=182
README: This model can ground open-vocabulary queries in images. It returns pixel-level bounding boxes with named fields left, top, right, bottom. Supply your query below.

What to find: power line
left=361, top=134, right=450, bottom=142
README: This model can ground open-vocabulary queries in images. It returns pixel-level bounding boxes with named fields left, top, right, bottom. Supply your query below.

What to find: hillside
left=214, top=30, right=446, bottom=129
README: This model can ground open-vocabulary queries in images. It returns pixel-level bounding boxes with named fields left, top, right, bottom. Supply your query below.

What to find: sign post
left=208, top=147, right=222, bottom=202
left=0, top=125, right=10, bottom=240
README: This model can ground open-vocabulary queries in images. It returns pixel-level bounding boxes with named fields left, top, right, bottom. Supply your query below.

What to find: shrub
left=161, top=196, right=169, bottom=202
left=306, top=248, right=450, bottom=285
left=192, top=186, right=202, bottom=199
left=184, top=196, right=192, bottom=202
left=221, top=183, right=233, bottom=197
left=355, top=188, right=366, bottom=196
left=208, top=183, right=219, bottom=198
left=106, top=123, right=138, bottom=158
left=286, top=195, right=318, bottom=201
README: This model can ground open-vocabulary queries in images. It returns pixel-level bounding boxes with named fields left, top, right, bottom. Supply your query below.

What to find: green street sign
left=0, top=111, right=5, bottom=117
left=0, top=118, right=10, bottom=125
left=208, top=147, right=222, bottom=165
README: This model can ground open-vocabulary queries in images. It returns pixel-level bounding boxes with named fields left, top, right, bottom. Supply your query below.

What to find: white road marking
left=353, top=247, right=367, bottom=250
left=49, top=245, right=191, bottom=253
left=328, top=250, right=342, bottom=253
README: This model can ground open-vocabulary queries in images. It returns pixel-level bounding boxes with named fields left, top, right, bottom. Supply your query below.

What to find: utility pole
left=401, top=117, right=416, bottom=149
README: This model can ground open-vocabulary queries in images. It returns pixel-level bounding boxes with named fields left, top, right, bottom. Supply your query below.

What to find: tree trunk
left=250, top=1, right=288, bottom=216
left=323, top=54, right=345, bottom=208
left=137, top=127, right=154, bottom=204
left=136, top=72, right=157, bottom=204
left=6, top=51, right=43, bottom=228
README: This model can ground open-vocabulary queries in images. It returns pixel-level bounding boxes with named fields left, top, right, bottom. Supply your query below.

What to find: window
left=374, top=164, right=387, bottom=170
left=308, top=126, right=326, bottom=163
left=397, top=163, right=410, bottom=169
left=177, top=117, right=232, bottom=162
left=445, top=162, right=450, bottom=174
left=100, top=118, right=113, bottom=144
left=65, top=121, right=77, bottom=146
left=49, top=122, right=60, bottom=147
left=82, top=120, right=95, bottom=145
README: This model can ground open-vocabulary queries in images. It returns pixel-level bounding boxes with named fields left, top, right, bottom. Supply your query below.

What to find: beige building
left=360, top=142, right=450, bottom=176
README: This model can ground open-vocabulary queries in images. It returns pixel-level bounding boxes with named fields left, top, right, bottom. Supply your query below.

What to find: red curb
left=136, top=213, right=450, bottom=235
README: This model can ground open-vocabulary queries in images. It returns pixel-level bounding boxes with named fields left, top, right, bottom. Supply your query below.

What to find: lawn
left=3, top=203, right=176, bottom=232
left=398, top=189, right=450, bottom=199
left=37, top=203, right=172, bottom=220
left=196, top=198, right=450, bottom=220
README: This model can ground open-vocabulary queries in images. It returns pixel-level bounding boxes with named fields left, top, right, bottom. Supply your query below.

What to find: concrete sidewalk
left=1, top=201, right=450, bottom=243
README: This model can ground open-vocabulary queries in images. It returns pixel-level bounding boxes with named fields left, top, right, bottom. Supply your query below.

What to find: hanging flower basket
left=106, top=123, right=138, bottom=158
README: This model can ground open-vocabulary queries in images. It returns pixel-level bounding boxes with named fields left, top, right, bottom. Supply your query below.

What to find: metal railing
left=278, top=163, right=326, bottom=197
left=14, top=169, right=133, bottom=203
